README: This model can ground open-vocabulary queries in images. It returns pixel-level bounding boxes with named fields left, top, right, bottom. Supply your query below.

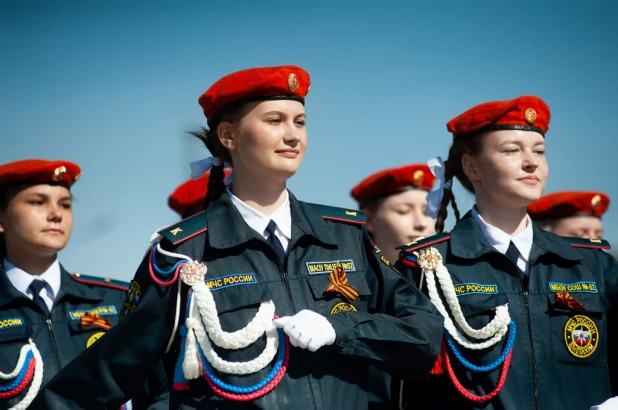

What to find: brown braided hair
left=435, top=133, right=485, bottom=233
left=188, top=103, right=254, bottom=211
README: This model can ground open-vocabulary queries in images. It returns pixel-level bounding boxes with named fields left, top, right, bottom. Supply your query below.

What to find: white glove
left=591, top=397, right=618, bottom=410
left=273, top=309, right=336, bottom=352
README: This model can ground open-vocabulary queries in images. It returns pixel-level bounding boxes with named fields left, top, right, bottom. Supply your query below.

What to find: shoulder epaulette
left=157, top=211, right=208, bottom=245
left=561, top=237, right=611, bottom=250
left=70, top=273, right=129, bottom=291
left=397, top=231, right=452, bottom=253
left=307, top=203, right=365, bottom=225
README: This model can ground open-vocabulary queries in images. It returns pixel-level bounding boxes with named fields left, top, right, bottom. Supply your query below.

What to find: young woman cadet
left=396, top=96, right=617, bottom=409
left=0, top=159, right=169, bottom=410
left=31, top=65, right=443, bottom=410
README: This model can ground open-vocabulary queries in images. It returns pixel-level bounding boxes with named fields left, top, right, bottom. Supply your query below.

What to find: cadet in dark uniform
left=528, top=191, right=610, bottom=240
left=396, top=96, right=618, bottom=409
left=31, top=66, right=443, bottom=409
left=350, top=163, right=436, bottom=409
left=0, top=159, right=169, bottom=410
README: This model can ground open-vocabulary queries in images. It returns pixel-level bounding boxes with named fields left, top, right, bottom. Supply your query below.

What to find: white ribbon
left=425, top=156, right=453, bottom=219
left=189, top=157, right=231, bottom=180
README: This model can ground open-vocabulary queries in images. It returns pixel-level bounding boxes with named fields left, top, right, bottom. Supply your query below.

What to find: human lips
left=43, top=228, right=64, bottom=235
left=276, top=148, right=300, bottom=158
left=518, top=176, right=540, bottom=185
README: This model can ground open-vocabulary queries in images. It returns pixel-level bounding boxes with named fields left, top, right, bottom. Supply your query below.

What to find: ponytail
left=202, top=164, right=226, bottom=211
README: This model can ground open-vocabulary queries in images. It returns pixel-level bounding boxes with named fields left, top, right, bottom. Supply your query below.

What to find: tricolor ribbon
left=324, top=267, right=360, bottom=301
left=80, top=312, right=112, bottom=330
left=555, top=291, right=586, bottom=311
left=425, top=156, right=453, bottom=219
left=189, top=157, right=232, bottom=180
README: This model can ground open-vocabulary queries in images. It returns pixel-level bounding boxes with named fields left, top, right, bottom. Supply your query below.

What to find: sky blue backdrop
left=2, top=0, right=617, bottom=281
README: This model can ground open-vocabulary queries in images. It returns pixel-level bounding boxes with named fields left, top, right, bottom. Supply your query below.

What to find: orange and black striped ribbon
left=80, top=312, right=112, bottom=330
left=555, top=291, right=586, bottom=311
left=324, top=266, right=360, bottom=301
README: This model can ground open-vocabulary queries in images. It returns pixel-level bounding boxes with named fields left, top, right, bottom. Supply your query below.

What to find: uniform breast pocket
left=305, top=272, right=372, bottom=317
left=548, top=292, right=612, bottom=367
left=209, top=282, right=274, bottom=331
left=0, top=325, right=32, bottom=373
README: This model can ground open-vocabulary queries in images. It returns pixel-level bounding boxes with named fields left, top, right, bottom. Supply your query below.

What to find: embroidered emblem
left=86, top=331, right=106, bottom=348
left=180, top=260, right=207, bottom=285
left=555, top=291, right=586, bottom=311
left=417, top=247, right=442, bottom=270
left=323, top=266, right=360, bottom=301
left=305, top=259, right=356, bottom=275
left=453, top=283, right=499, bottom=297
left=549, top=281, right=598, bottom=294
left=170, top=227, right=183, bottom=236
left=564, top=315, right=599, bottom=359
left=121, top=281, right=141, bottom=320
left=330, top=302, right=358, bottom=315
left=0, top=317, right=26, bottom=330
left=69, top=305, right=118, bottom=320
left=205, top=273, right=257, bottom=291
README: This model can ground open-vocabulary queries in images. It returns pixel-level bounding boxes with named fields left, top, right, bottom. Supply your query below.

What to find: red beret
left=168, top=169, right=233, bottom=217
left=528, top=191, right=610, bottom=219
left=447, top=96, right=550, bottom=137
left=351, top=164, right=436, bottom=207
left=198, top=65, right=310, bottom=126
left=0, top=159, right=81, bottom=187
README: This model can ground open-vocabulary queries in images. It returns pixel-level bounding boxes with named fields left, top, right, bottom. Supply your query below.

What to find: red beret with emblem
left=168, top=169, right=233, bottom=217
left=0, top=159, right=81, bottom=187
left=447, top=96, right=551, bottom=137
left=528, top=191, right=610, bottom=219
left=199, top=65, right=310, bottom=126
left=351, top=164, right=436, bottom=207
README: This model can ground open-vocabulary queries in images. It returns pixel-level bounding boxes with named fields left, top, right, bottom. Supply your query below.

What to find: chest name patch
left=69, top=305, right=118, bottom=320
left=306, top=259, right=356, bottom=275
left=454, top=283, right=499, bottom=296
left=0, top=317, right=26, bottom=330
left=549, top=281, right=598, bottom=294
left=206, top=273, right=257, bottom=290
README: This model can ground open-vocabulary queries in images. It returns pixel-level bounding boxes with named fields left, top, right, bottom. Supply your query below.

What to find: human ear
left=462, top=154, right=481, bottom=182
left=217, top=122, right=237, bottom=151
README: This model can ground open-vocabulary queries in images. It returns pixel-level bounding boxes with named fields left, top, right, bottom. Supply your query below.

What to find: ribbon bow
left=80, top=312, right=112, bottom=330
left=189, top=157, right=232, bottom=180
left=425, top=156, right=453, bottom=219
left=323, top=266, right=360, bottom=301
left=555, top=291, right=586, bottom=311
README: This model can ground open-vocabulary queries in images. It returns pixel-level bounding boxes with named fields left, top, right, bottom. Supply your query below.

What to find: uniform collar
left=0, top=262, right=103, bottom=309
left=3, top=258, right=62, bottom=301
left=450, top=211, right=583, bottom=262
left=207, top=191, right=337, bottom=250
left=226, top=187, right=291, bottom=240
left=471, top=206, right=533, bottom=259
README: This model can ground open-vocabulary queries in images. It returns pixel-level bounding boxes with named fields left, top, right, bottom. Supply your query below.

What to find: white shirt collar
left=471, top=206, right=534, bottom=263
left=3, top=258, right=62, bottom=302
left=225, top=187, right=292, bottom=241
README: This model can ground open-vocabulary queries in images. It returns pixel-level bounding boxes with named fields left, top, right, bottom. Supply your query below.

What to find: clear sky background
left=2, top=0, right=617, bottom=281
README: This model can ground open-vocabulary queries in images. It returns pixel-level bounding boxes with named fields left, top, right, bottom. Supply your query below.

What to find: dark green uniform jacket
left=31, top=192, right=443, bottom=409
left=0, top=265, right=169, bottom=410
left=396, top=212, right=618, bottom=410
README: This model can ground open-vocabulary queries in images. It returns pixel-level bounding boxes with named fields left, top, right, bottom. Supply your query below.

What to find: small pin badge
left=180, top=260, right=207, bottom=285
left=524, top=108, right=537, bottom=125
left=288, top=73, right=299, bottom=92
left=52, top=166, right=67, bottom=181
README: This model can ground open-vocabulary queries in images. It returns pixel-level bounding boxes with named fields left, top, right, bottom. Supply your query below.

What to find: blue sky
left=1, top=0, right=617, bottom=281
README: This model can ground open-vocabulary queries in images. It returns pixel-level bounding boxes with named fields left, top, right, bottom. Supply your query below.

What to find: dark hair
left=0, top=183, right=28, bottom=261
left=435, top=133, right=485, bottom=233
left=187, top=103, right=254, bottom=211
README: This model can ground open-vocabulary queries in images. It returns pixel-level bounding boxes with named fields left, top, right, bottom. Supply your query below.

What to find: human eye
left=266, top=117, right=282, bottom=125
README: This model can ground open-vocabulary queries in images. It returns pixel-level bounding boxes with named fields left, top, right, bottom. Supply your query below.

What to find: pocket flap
left=306, top=272, right=371, bottom=300
left=457, top=293, right=509, bottom=317
left=0, top=318, right=30, bottom=343
left=546, top=292, right=612, bottom=314
left=209, top=281, right=272, bottom=314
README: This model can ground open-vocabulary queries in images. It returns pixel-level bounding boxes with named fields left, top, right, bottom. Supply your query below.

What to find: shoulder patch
left=307, top=203, right=365, bottom=225
left=157, top=211, right=208, bottom=245
left=561, top=236, right=611, bottom=250
left=71, top=273, right=129, bottom=291
left=397, top=231, right=451, bottom=253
